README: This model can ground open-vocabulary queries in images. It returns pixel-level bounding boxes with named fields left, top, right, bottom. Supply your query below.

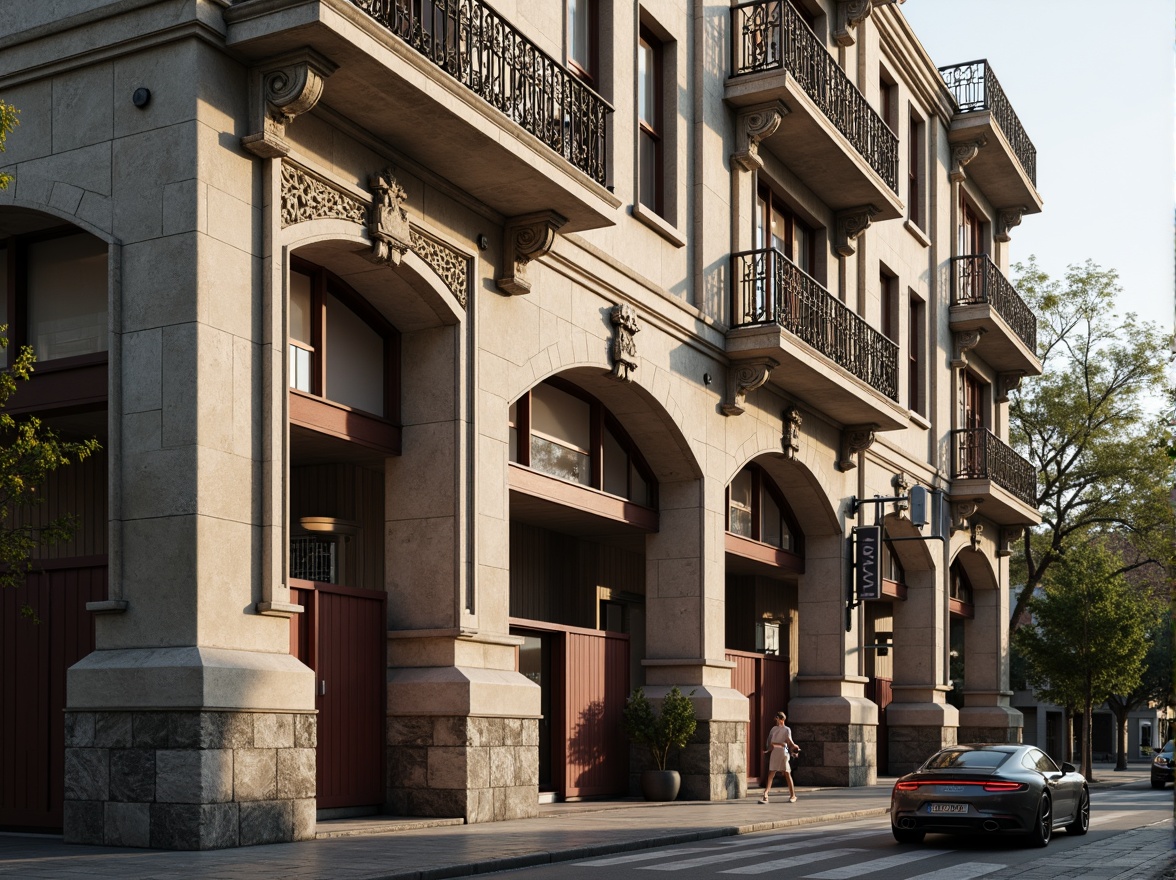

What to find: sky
left=901, top=0, right=1175, bottom=339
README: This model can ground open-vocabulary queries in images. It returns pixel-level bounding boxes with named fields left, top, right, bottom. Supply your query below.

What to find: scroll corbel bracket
left=497, top=211, right=568, bottom=295
left=951, top=328, right=985, bottom=369
left=722, top=358, right=778, bottom=416
left=242, top=50, right=337, bottom=159
left=996, top=526, right=1024, bottom=558
left=950, top=500, right=980, bottom=533
left=838, top=424, right=878, bottom=471
left=996, top=371, right=1025, bottom=403
left=781, top=406, right=803, bottom=459
left=834, top=205, right=879, bottom=258
left=995, top=207, right=1026, bottom=243
left=732, top=103, right=788, bottom=172
left=367, top=169, right=412, bottom=266
left=833, top=0, right=873, bottom=47
left=949, top=138, right=986, bottom=183
left=608, top=303, right=641, bottom=382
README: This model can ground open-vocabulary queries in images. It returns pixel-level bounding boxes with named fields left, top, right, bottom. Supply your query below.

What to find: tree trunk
left=1114, top=704, right=1129, bottom=771
left=1082, top=695, right=1094, bottom=781
left=1063, top=708, right=1073, bottom=763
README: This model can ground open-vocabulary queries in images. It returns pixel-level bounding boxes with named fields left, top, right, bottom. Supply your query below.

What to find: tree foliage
left=1013, top=540, right=1151, bottom=780
left=1009, top=257, right=1175, bottom=632
left=0, top=101, right=16, bottom=189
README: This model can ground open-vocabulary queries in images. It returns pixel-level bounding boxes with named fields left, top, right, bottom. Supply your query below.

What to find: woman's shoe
left=759, top=795, right=769, bottom=804
left=789, top=795, right=797, bottom=803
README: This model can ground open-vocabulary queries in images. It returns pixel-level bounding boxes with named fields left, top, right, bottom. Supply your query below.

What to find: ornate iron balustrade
left=951, top=254, right=1037, bottom=353
left=350, top=0, right=611, bottom=184
left=731, top=248, right=898, bottom=400
left=938, top=60, right=1036, bottom=186
left=730, top=0, right=898, bottom=192
left=952, top=427, right=1037, bottom=507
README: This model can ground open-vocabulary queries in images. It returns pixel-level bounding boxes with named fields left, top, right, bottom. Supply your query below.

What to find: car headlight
left=1154, top=754, right=1169, bottom=767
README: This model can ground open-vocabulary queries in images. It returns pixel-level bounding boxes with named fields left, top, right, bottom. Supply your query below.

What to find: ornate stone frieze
left=722, top=358, right=778, bottom=416
left=368, top=169, right=412, bottom=266
left=410, top=229, right=469, bottom=309
left=995, top=207, right=1025, bottom=243
left=996, top=371, right=1025, bottom=403
left=781, top=406, right=803, bottom=459
left=951, top=328, right=985, bottom=368
left=732, top=103, right=788, bottom=172
left=949, top=138, right=986, bottom=183
left=497, top=211, right=567, bottom=295
left=280, top=162, right=366, bottom=228
left=997, top=525, right=1024, bottom=558
left=834, top=205, right=879, bottom=257
left=950, top=499, right=980, bottom=532
left=608, top=303, right=640, bottom=381
left=838, top=424, right=878, bottom=471
left=242, top=51, right=337, bottom=159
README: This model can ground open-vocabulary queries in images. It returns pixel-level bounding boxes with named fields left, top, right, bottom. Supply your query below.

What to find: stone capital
left=732, top=102, right=788, bottom=172
left=722, top=358, right=778, bottom=416
left=949, top=137, right=986, bottom=183
left=242, top=50, right=338, bottom=159
left=838, top=424, right=878, bottom=471
left=496, top=211, right=568, bottom=295
left=834, top=205, right=880, bottom=257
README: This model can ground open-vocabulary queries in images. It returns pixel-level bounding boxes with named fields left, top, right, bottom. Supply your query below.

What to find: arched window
left=509, top=379, right=655, bottom=507
left=725, top=462, right=801, bottom=554
left=949, top=562, right=975, bottom=618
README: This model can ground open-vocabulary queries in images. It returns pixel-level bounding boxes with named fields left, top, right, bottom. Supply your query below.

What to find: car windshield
left=1162, top=742, right=1173, bottom=756
left=922, top=748, right=1010, bottom=770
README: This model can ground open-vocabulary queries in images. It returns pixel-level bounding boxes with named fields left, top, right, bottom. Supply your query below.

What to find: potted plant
left=622, top=685, right=697, bottom=801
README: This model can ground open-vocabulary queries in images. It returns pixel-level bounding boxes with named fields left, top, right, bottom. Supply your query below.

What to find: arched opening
left=948, top=549, right=998, bottom=715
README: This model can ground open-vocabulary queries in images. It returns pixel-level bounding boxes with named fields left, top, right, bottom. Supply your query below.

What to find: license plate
left=929, top=803, right=968, bottom=814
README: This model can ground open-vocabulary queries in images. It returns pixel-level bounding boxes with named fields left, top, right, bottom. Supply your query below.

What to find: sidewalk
left=0, top=764, right=1167, bottom=880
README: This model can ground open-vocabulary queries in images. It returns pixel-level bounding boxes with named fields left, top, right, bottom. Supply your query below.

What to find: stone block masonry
left=63, top=710, right=316, bottom=849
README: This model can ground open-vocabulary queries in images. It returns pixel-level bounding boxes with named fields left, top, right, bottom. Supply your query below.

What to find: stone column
left=959, top=577, right=1022, bottom=743
left=642, top=479, right=748, bottom=800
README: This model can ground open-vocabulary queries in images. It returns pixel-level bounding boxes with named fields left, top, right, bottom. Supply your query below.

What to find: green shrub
left=622, top=686, right=697, bottom=770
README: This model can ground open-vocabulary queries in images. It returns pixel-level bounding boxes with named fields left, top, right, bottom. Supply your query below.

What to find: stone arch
left=0, top=202, right=117, bottom=243
left=950, top=545, right=999, bottom=592
left=882, top=513, right=936, bottom=572
left=724, top=435, right=841, bottom=539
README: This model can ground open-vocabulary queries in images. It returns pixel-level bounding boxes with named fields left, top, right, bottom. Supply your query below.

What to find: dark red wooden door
left=866, top=677, right=893, bottom=775
left=562, top=627, right=629, bottom=798
left=726, top=650, right=790, bottom=782
left=1, top=561, right=106, bottom=830
left=290, top=580, right=385, bottom=810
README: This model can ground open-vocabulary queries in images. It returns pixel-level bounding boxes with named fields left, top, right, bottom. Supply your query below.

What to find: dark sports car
left=890, top=744, right=1089, bottom=847
left=1150, top=741, right=1173, bottom=789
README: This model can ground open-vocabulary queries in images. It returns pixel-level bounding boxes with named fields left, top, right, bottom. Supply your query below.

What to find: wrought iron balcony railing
left=951, top=254, right=1037, bottom=353
left=350, top=0, right=611, bottom=185
left=938, top=60, right=1036, bottom=186
left=952, top=427, right=1037, bottom=508
left=730, top=0, right=898, bottom=192
left=731, top=248, right=898, bottom=400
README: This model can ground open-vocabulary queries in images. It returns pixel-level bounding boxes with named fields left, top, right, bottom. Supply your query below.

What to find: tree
left=1009, top=257, right=1175, bottom=632
left=1013, top=541, right=1151, bottom=781
left=0, top=100, right=16, bottom=188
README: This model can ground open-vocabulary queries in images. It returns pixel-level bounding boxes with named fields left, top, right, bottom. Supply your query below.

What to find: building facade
left=0, top=0, right=1043, bottom=850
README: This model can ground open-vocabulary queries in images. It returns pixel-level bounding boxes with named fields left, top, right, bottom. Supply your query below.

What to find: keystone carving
left=781, top=406, right=803, bottom=460
left=608, top=303, right=640, bottom=381
left=970, top=521, right=985, bottom=550
left=997, top=526, right=1024, bottom=558
left=838, top=424, right=878, bottom=471
left=367, top=170, right=412, bottom=266
left=951, top=328, right=985, bottom=368
left=996, top=371, right=1025, bottom=403
left=733, top=103, right=788, bottom=172
left=722, top=358, right=778, bottom=416
left=242, top=51, right=337, bottom=158
left=892, top=471, right=910, bottom=513
left=497, top=211, right=567, bottom=295
left=834, top=206, right=879, bottom=257
left=995, top=207, right=1026, bottom=243
left=950, top=500, right=980, bottom=532
left=949, top=138, right=986, bottom=183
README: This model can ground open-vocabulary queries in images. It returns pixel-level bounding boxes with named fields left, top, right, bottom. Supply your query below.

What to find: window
left=725, top=462, right=801, bottom=553
left=881, top=541, right=905, bottom=585
left=908, top=111, right=925, bottom=229
left=637, top=26, right=663, bottom=214
left=880, top=67, right=897, bottom=133
left=962, top=370, right=986, bottom=430
left=567, top=0, right=597, bottom=85
left=509, top=379, right=655, bottom=507
left=288, top=258, right=396, bottom=418
left=959, top=197, right=985, bottom=256
left=756, top=186, right=816, bottom=277
left=950, top=564, right=974, bottom=607
left=880, top=271, right=896, bottom=341
left=908, top=290, right=925, bottom=415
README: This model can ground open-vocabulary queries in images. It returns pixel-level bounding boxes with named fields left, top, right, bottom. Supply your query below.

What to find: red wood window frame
left=567, top=0, right=598, bottom=86
left=637, top=25, right=664, bottom=214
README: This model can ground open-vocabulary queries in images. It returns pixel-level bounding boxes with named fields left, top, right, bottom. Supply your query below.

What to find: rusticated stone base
left=63, top=710, right=316, bottom=850
left=887, top=725, right=957, bottom=776
left=386, top=715, right=538, bottom=823
left=628, top=721, right=746, bottom=800
left=791, top=722, right=876, bottom=787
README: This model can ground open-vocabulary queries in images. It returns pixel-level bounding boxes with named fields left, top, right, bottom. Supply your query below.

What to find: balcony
left=950, top=255, right=1041, bottom=375
left=225, top=0, right=619, bottom=232
left=727, top=248, right=907, bottom=431
left=951, top=427, right=1040, bottom=526
left=726, top=1, right=902, bottom=220
left=939, top=61, right=1042, bottom=214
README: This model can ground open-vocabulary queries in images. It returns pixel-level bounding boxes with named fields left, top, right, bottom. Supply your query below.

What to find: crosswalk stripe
left=716, top=848, right=867, bottom=875
left=799, top=849, right=951, bottom=879
left=899, top=863, right=1004, bottom=880
left=573, top=831, right=843, bottom=866
left=638, top=833, right=877, bottom=872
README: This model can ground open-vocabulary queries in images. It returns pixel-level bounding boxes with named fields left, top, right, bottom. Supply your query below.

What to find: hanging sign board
left=855, top=525, right=881, bottom=601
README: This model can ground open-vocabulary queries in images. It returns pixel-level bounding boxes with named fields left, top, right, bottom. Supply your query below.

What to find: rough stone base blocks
left=887, top=725, right=957, bottom=777
left=792, top=723, right=876, bottom=787
left=63, top=710, right=316, bottom=849
left=628, top=721, right=747, bottom=800
left=387, top=715, right=538, bottom=823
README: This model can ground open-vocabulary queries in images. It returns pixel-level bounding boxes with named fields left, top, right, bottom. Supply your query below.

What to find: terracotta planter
left=640, top=769, right=681, bottom=802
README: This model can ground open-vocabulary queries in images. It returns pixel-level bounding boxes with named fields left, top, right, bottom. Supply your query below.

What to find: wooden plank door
left=562, top=627, right=629, bottom=798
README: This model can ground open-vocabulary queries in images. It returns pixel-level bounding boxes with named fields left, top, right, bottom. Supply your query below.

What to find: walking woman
left=761, top=711, right=800, bottom=803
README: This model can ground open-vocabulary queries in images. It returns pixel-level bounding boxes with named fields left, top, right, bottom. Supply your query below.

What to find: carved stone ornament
left=722, top=358, right=778, bottom=417
left=410, top=229, right=470, bottom=309
left=280, top=162, right=366, bottom=228
left=834, top=205, right=879, bottom=258
left=951, top=328, right=985, bottom=368
left=996, top=371, right=1025, bottom=403
left=242, top=51, right=338, bottom=159
left=949, top=138, right=986, bottom=183
left=838, top=424, right=878, bottom=471
left=995, top=207, right=1026, bottom=243
left=892, top=471, right=910, bottom=513
left=497, top=211, right=568, bottom=295
left=833, top=0, right=873, bottom=47
left=950, top=499, right=980, bottom=532
left=732, top=103, right=788, bottom=172
left=608, top=303, right=640, bottom=381
left=781, top=406, right=803, bottom=459
left=368, top=169, right=412, bottom=266
left=970, top=521, right=985, bottom=550
left=997, top=525, right=1024, bottom=558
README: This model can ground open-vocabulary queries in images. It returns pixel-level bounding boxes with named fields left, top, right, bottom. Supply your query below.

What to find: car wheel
left=1026, top=794, right=1051, bottom=847
left=892, top=825, right=925, bottom=844
left=1066, top=787, right=1089, bottom=836
left=1151, top=778, right=1167, bottom=790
